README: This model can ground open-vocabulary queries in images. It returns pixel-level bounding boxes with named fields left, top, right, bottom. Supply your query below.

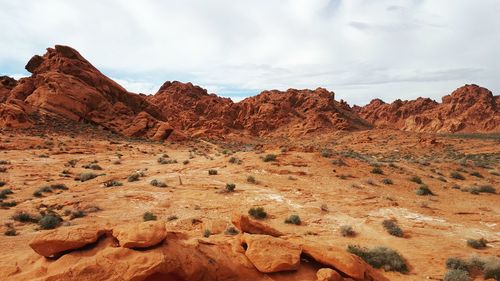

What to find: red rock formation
left=3, top=45, right=173, bottom=139
left=354, top=84, right=500, bottom=133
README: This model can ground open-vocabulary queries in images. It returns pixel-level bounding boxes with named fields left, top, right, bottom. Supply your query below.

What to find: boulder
left=232, top=214, right=283, bottom=237
left=29, top=225, right=105, bottom=257
left=112, top=221, right=167, bottom=248
left=316, top=268, right=343, bottom=281
left=241, top=233, right=301, bottom=273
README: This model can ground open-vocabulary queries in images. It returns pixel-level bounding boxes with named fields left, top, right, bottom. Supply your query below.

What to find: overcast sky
left=1, top=0, right=499, bottom=105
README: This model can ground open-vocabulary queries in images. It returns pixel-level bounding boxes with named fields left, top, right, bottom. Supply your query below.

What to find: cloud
left=0, top=0, right=498, bottom=105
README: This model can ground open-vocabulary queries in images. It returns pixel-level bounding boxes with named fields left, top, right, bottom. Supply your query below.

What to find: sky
left=1, top=0, right=499, bottom=105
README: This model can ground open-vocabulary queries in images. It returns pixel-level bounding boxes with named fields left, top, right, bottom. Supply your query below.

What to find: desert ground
left=0, top=128, right=498, bottom=280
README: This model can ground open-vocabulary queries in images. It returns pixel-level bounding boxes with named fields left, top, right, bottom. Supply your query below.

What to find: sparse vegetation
left=70, top=210, right=86, bottom=219
left=104, top=180, right=123, bottom=187
left=77, top=172, right=98, bottom=182
left=416, top=185, right=434, bottom=196
left=167, top=215, right=178, bottom=221
left=382, top=219, right=404, bottom=237
left=127, top=172, right=141, bottom=182
left=225, top=183, right=236, bottom=192
left=158, top=156, right=177, bottom=164
left=462, top=185, right=496, bottom=194
left=224, top=226, right=239, bottom=235
left=340, top=225, right=355, bottom=237
left=150, top=179, right=167, bottom=187
left=143, top=212, right=157, bottom=221
left=320, top=149, right=333, bottom=158
left=450, top=171, right=465, bottom=180
left=208, top=169, right=218, bottom=175
left=371, top=167, right=384, bottom=174
left=246, top=175, right=256, bottom=184
left=248, top=207, right=267, bottom=220
left=203, top=229, right=211, bottom=238
left=12, top=212, right=39, bottom=223
left=410, top=176, right=423, bottom=184
left=38, top=214, right=62, bottom=229
left=83, top=163, right=102, bottom=170
left=229, top=157, right=242, bottom=164
left=347, top=245, right=408, bottom=273
left=284, top=214, right=301, bottom=225
left=466, top=238, right=487, bottom=249
left=382, top=178, right=393, bottom=185
left=263, top=154, right=276, bottom=162
left=470, top=171, right=483, bottom=178
left=443, top=269, right=471, bottom=281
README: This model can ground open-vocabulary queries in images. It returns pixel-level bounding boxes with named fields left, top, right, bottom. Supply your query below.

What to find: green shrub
left=446, top=257, right=470, bottom=271
left=77, top=172, right=98, bottom=182
left=477, top=185, right=496, bottom=194
left=443, top=269, right=471, bottom=281
left=371, top=167, right=384, bottom=174
left=143, top=212, right=157, bottom=221
left=70, top=210, right=86, bottom=219
left=224, top=227, right=239, bottom=235
left=284, top=214, right=301, bottom=225
left=410, top=176, right=423, bottom=184
left=208, top=169, right=218, bottom=175
left=470, top=171, right=483, bottom=178
left=483, top=259, right=500, bottom=280
left=340, top=225, right=355, bottom=237
left=347, top=245, right=408, bottom=273
left=382, top=178, right=393, bottom=185
left=50, top=184, right=68, bottom=190
left=382, top=219, right=404, bottom=237
left=225, top=183, right=236, bottom=192
left=4, top=228, right=17, bottom=236
left=466, top=238, right=487, bottom=249
left=416, top=185, right=434, bottom=196
left=0, top=201, right=17, bottom=208
left=38, top=214, right=62, bottom=229
left=263, top=154, right=277, bottom=162
left=248, top=207, right=267, bottom=220
left=451, top=171, right=465, bottom=180
left=167, top=215, right=178, bottom=221
left=150, top=179, right=167, bottom=187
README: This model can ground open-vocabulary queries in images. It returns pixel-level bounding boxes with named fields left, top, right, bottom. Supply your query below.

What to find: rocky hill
left=1, top=45, right=499, bottom=139
left=353, top=84, right=499, bottom=133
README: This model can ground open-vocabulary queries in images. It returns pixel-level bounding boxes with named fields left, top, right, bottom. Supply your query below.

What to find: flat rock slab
left=113, top=221, right=167, bottom=248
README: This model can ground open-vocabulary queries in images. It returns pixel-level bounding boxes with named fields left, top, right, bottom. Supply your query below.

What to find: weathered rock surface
left=112, top=221, right=167, bottom=248
left=29, top=225, right=105, bottom=257
left=232, top=214, right=284, bottom=237
left=354, top=84, right=500, bottom=133
left=241, top=233, right=301, bottom=273
left=316, top=268, right=344, bottom=281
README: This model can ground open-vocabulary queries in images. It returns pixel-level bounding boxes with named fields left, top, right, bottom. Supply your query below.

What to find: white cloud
left=0, top=0, right=499, bottom=105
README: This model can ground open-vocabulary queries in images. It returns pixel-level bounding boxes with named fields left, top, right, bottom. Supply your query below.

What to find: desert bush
left=248, top=207, right=267, bottom=220
left=320, top=149, right=333, bottom=158
left=104, top=180, right=123, bottom=187
left=225, top=183, right=236, bottom=192
left=83, top=163, right=102, bottom=170
left=150, top=179, right=167, bottom=188
left=463, top=185, right=496, bottom=194
left=382, top=219, right=404, bottom=237
left=208, top=169, right=218, bottom=175
left=446, top=257, right=470, bottom=271
left=263, top=154, right=277, bottom=162
left=158, top=157, right=177, bottom=164
left=483, top=258, right=500, bottom=280
left=443, top=269, right=471, bottom=281
left=12, top=212, right=39, bottom=223
left=77, top=172, right=98, bottom=182
left=0, top=188, right=13, bottom=198
left=50, top=184, right=68, bottom=190
left=284, top=214, right=301, bottom=225
left=127, top=172, right=141, bottom=182
left=0, top=201, right=17, bottom=208
left=39, top=214, right=62, bottom=229
left=246, top=175, right=256, bottom=184
left=470, top=171, right=483, bottom=178
left=382, top=178, right=393, bottom=185
left=371, top=167, right=384, bottom=174
left=203, top=229, right=211, bottom=238
left=182, top=160, right=189, bottom=165
left=331, top=158, right=347, bottom=166
left=167, top=215, right=178, bottom=221
left=0, top=181, right=6, bottom=187
left=410, top=176, right=423, bottom=184
left=143, top=212, right=157, bottom=221
left=229, top=157, right=242, bottom=164
left=347, top=245, right=408, bottom=273
left=70, top=210, right=86, bottom=219
left=224, top=226, right=239, bottom=235
left=416, top=185, right=434, bottom=196
left=4, top=228, right=17, bottom=236
left=451, top=171, right=465, bottom=180
left=340, top=225, right=355, bottom=237
left=466, top=238, right=487, bottom=249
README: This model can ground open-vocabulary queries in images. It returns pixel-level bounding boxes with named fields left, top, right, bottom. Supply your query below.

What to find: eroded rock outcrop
left=113, top=221, right=167, bottom=248
left=354, top=84, right=500, bottom=133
